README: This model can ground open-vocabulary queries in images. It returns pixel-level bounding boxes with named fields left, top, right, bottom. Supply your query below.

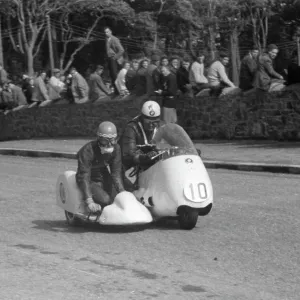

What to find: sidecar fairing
left=56, top=171, right=153, bottom=226
left=133, top=123, right=213, bottom=229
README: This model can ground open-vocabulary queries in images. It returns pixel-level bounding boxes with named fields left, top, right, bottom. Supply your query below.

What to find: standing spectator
left=125, top=59, right=139, bottom=95
left=0, top=63, right=8, bottom=86
left=177, top=56, right=193, bottom=96
left=22, top=77, right=35, bottom=104
left=207, top=52, right=237, bottom=97
left=32, top=70, right=51, bottom=106
left=115, top=61, right=130, bottom=98
left=136, top=59, right=149, bottom=97
left=189, top=52, right=209, bottom=95
left=146, top=54, right=160, bottom=96
left=239, top=46, right=259, bottom=91
left=104, top=26, right=125, bottom=95
left=161, top=56, right=169, bottom=68
left=48, top=69, right=66, bottom=102
left=169, top=56, right=180, bottom=75
left=70, top=67, right=89, bottom=104
left=156, top=66, right=178, bottom=124
left=89, top=65, right=111, bottom=102
left=1, top=80, right=27, bottom=113
left=253, top=44, right=285, bottom=105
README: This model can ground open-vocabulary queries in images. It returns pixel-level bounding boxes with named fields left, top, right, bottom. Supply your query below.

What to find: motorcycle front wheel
left=178, top=207, right=198, bottom=230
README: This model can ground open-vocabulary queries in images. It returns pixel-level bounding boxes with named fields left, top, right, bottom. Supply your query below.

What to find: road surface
left=0, top=155, right=299, bottom=300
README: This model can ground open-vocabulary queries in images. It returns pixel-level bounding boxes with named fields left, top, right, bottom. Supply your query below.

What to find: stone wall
left=0, top=90, right=300, bottom=141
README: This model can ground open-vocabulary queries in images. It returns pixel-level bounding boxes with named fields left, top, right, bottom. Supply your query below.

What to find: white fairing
left=99, top=191, right=153, bottom=225
left=56, top=171, right=153, bottom=225
left=135, top=155, right=213, bottom=218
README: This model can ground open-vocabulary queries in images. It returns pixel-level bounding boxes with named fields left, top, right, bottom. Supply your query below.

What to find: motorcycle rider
left=76, top=121, right=125, bottom=213
left=120, top=100, right=161, bottom=171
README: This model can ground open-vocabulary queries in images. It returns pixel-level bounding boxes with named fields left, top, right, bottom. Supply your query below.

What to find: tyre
left=178, top=207, right=198, bottom=230
left=65, top=210, right=82, bottom=226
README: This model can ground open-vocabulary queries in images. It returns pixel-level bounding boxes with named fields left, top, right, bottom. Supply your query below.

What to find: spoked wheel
left=65, top=210, right=82, bottom=226
left=178, top=207, right=198, bottom=230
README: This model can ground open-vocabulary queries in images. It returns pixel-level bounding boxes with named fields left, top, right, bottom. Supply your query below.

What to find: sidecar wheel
left=178, top=207, right=198, bottom=230
left=65, top=211, right=82, bottom=226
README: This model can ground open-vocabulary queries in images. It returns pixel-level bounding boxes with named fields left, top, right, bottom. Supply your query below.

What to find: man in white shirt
left=189, top=53, right=209, bottom=95
left=207, top=52, right=237, bottom=97
left=48, top=69, right=66, bottom=102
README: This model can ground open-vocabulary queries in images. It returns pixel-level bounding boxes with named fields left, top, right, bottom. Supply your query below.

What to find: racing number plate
left=184, top=181, right=208, bottom=202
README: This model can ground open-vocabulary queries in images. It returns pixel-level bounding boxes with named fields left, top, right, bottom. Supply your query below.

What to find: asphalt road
left=0, top=155, right=299, bottom=300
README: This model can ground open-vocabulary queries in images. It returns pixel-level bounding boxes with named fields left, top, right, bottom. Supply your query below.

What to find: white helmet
left=141, top=101, right=161, bottom=119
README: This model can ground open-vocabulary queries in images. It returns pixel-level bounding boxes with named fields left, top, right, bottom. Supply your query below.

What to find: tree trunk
left=208, top=25, right=216, bottom=61
left=26, top=49, right=34, bottom=76
left=0, top=15, right=3, bottom=66
left=230, top=26, right=240, bottom=86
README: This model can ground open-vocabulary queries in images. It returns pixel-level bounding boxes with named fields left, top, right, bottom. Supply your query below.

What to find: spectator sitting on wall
left=169, top=56, right=180, bottom=75
left=155, top=66, right=178, bottom=124
left=146, top=54, right=160, bottom=97
left=89, top=65, right=111, bottom=103
left=0, top=63, right=8, bottom=86
left=239, top=45, right=259, bottom=92
left=0, top=80, right=27, bottom=114
left=253, top=44, right=285, bottom=105
left=104, top=26, right=125, bottom=96
left=48, top=69, right=66, bottom=103
left=22, top=76, right=35, bottom=104
left=31, top=70, right=51, bottom=107
left=177, top=56, right=193, bottom=97
left=115, top=61, right=131, bottom=98
left=286, top=53, right=300, bottom=86
left=125, top=59, right=139, bottom=95
left=207, top=52, right=237, bottom=97
left=189, top=52, right=210, bottom=95
left=70, top=67, right=90, bottom=104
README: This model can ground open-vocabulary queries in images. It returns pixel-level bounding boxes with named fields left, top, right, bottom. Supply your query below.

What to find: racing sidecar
left=127, top=123, right=213, bottom=230
left=56, top=123, right=213, bottom=230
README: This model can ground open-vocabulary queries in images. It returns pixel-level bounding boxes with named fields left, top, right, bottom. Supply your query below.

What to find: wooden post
left=46, top=15, right=55, bottom=74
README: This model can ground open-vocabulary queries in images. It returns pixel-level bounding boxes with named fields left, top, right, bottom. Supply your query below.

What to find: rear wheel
left=65, top=210, right=82, bottom=226
left=178, top=207, right=198, bottom=230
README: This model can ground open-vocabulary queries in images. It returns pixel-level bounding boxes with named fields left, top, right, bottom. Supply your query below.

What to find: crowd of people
left=0, top=26, right=299, bottom=121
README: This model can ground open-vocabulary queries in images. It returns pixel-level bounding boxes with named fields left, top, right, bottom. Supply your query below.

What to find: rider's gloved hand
left=138, top=151, right=158, bottom=165
left=85, top=198, right=102, bottom=213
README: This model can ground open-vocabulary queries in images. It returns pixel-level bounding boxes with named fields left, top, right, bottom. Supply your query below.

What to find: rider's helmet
left=97, top=121, right=118, bottom=154
left=141, top=100, right=161, bottom=132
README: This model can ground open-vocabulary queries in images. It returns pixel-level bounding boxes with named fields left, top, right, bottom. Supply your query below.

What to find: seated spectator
left=286, top=54, right=300, bottom=86
left=155, top=66, right=178, bottom=124
left=70, top=67, right=89, bottom=104
left=189, top=52, right=209, bottom=95
left=89, top=65, right=111, bottom=102
left=177, top=56, right=193, bottom=96
left=0, top=63, right=8, bottom=86
left=136, top=59, right=149, bottom=96
left=207, top=52, right=237, bottom=97
left=239, top=46, right=259, bottom=91
left=125, top=59, right=139, bottom=95
left=22, top=77, right=35, bottom=104
left=115, top=61, right=131, bottom=97
left=32, top=70, right=51, bottom=107
left=169, top=56, right=180, bottom=75
left=146, top=54, right=160, bottom=96
left=48, top=69, right=66, bottom=102
left=0, top=80, right=27, bottom=113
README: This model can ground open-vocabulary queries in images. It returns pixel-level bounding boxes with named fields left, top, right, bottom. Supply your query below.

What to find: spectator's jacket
left=71, top=72, right=89, bottom=101
left=22, top=80, right=34, bottom=104
left=120, top=115, right=156, bottom=170
left=106, top=35, right=125, bottom=65
left=169, top=66, right=178, bottom=75
left=75, top=141, right=124, bottom=200
left=177, top=66, right=190, bottom=93
left=136, top=67, right=148, bottom=96
left=146, top=64, right=158, bottom=95
left=125, top=68, right=138, bottom=93
left=1, top=85, right=27, bottom=109
left=0, top=68, right=8, bottom=86
left=48, top=76, right=65, bottom=100
left=152, top=67, right=162, bottom=90
left=115, top=68, right=128, bottom=94
left=239, top=53, right=257, bottom=91
left=207, top=60, right=235, bottom=88
left=32, top=76, right=50, bottom=102
left=189, top=61, right=208, bottom=85
left=89, top=73, right=110, bottom=101
left=253, top=54, right=282, bottom=91
left=161, top=73, right=178, bottom=108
